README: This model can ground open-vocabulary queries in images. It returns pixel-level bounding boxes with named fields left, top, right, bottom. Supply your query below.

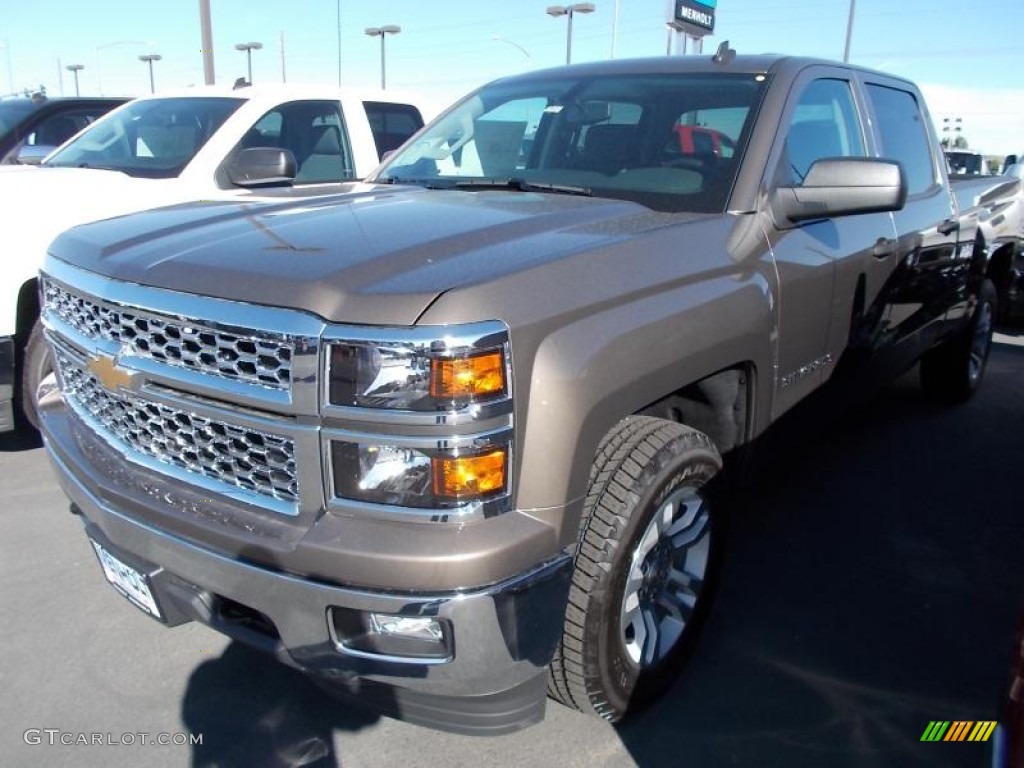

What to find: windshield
left=45, top=97, right=244, bottom=178
left=0, top=100, right=39, bottom=138
left=374, top=72, right=767, bottom=213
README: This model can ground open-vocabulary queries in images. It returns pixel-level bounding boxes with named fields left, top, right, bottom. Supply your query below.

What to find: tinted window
left=377, top=73, right=768, bottom=214
left=45, top=97, right=244, bottom=178
left=0, top=100, right=38, bottom=137
left=28, top=109, right=104, bottom=147
left=866, top=84, right=936, bottom=196
left=944, top=151, right=984, bottom=175
left=364, top=101, right=424, bottom=158
left=782, top=78, right=866, bottom=185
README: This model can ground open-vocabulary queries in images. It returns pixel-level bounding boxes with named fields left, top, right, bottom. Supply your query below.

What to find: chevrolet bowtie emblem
left=87, top=353, right=137, bottom=392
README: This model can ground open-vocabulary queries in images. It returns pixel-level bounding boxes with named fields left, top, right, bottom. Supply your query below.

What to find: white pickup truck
left=0, top=84, right=436, bottom=432
left=950, top=170, right=1024, bottom=323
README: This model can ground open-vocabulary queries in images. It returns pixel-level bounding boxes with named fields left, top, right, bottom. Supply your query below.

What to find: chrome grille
left=55, top=350, right=299, bottom=504
left=43, top=279, right=293, bottom=390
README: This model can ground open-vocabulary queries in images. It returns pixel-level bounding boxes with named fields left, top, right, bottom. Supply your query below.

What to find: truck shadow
left=0, top=426, right=42, bottom=452
left=181, top=641, right=380, bottom=768
left=615, top=349, right=1024, bottom=767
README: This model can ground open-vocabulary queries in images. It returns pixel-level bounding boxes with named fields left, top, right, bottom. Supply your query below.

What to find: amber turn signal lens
left=429, top=350, right=505, bottom=400
left=432, top=450, right=507, bottom=500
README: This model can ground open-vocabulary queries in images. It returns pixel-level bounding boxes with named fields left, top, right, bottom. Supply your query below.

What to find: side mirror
left=1003, top=154, right=1018, bottom=174
left=770, top=158, right=907, bottom=228
left=227, top=147, right=296, bottom=188
left=17, top=144, right=57, bottom=165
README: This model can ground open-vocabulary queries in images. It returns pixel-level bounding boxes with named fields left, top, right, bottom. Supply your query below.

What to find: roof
left=0, top=96, right=128, bottom=104
left=492, top=53, right=914, bottom=89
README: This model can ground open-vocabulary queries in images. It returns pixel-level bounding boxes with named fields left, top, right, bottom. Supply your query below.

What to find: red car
left=672, top=124, right=736, bottom=157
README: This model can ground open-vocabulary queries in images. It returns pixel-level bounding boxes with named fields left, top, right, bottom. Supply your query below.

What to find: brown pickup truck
left=37, top=51, right=1000, bottom=735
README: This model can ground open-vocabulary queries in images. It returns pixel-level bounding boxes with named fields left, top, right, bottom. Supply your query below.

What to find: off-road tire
left=547, top=416, right=723, bottom=721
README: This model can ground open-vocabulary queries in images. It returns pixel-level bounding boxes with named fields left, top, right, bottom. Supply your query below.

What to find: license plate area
left=89, top=538, right=163, bottom=621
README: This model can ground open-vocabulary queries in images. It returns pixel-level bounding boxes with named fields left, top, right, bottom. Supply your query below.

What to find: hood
left=1, top=165, right=186, bottom=246
left=49, top=185, right=702, bottom=326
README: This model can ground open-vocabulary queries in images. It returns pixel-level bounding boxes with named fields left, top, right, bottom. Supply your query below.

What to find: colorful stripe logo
left=920, top=721, right=997, bottom=742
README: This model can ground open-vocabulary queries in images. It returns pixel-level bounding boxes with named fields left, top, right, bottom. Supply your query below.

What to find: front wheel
left=920, top=279, right=996, bottom=403
left=547, top=416, right=723, bottom=721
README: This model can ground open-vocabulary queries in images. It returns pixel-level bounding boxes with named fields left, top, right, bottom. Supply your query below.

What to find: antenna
left=713, top=40, right=736, bottom=64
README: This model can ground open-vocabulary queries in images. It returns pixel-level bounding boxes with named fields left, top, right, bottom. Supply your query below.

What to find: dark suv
left=0, top=96, right=127, bottom=164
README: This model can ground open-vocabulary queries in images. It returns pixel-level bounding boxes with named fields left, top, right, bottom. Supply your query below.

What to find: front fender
left=514, top=270, right=774, bottom=545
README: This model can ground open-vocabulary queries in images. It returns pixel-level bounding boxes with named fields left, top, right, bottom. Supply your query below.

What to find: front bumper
left=0, top=335, right=15, bottom=433
left=41, top=401, right=574, bottom=735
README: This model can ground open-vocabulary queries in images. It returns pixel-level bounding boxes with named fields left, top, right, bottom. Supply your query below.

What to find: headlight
left=325, top=321, right=510, bottom=412
left=329, top=437, right=510, bottom=509
left=323, top=321, right=513, bottom=512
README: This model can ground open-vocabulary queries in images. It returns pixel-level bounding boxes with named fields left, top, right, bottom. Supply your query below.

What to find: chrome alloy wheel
left=619, top=484, right=710, bottom=667
left=968, top=297, right=993, bottom=385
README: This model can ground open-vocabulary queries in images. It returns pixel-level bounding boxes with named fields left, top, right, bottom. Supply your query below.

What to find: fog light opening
left=370, top=613, right=444, bottom=642
left=329, top=607, right=453, bottom=664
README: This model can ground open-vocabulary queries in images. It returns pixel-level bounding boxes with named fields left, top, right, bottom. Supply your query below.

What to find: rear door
left=860, top=78, right=963, bottom=362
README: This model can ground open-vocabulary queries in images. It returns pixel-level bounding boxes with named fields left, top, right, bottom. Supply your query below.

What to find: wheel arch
left=16, top=277, right=41, bottom=348
left=986, top=238, right=1017, bottom=294
left=515, top=300, right=769, bottom=549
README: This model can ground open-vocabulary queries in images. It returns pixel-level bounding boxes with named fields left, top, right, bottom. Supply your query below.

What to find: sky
left=2, top=0, right=1023, bottom=155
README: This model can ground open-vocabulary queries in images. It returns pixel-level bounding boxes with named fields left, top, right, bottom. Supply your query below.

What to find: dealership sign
left=674, top=0, right=716, bottom=33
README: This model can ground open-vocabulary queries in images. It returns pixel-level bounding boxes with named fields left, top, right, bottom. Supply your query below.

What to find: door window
left=28, top=109, right=103, bottom=147
left=237, top=100, right=355, bottom=183
left=865, top=84, right=936, bottom=196
left=363, top=102, right=424, bottom=158
left=781, top=78, right=866, bottom=185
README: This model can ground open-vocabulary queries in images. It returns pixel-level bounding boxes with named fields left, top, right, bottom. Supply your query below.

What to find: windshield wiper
left=375, top=177, right=453, bottom=189
left=453, top=178, right=593, bottom=197
left=44, top=161, right=122, bottom=172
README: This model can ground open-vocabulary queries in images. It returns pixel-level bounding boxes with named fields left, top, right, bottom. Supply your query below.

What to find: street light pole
left=280, top=30, right=286, bottom=83
left=336, top=0, right=342, bottom=86
left=234, top=41, right=263, bottom=85
left=611, top=0, right=620, bottom=59
left=199, top=0, right=215, bottom=85
left=546, top=4, right=596, bottom=65
left=364, top=26, right=401, bottom=90
left=843, top=0, right=856, bottom=63
left=138, top=54, right=162, bottom=94
left=65, top=64, right=84, bottom=97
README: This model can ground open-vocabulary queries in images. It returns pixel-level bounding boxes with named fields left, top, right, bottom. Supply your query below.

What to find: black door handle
left=937, top=218, right=959, bottom=236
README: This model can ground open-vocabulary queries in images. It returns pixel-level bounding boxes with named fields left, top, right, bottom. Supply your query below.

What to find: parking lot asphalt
left=2, top=334, right=1023, bottom=768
